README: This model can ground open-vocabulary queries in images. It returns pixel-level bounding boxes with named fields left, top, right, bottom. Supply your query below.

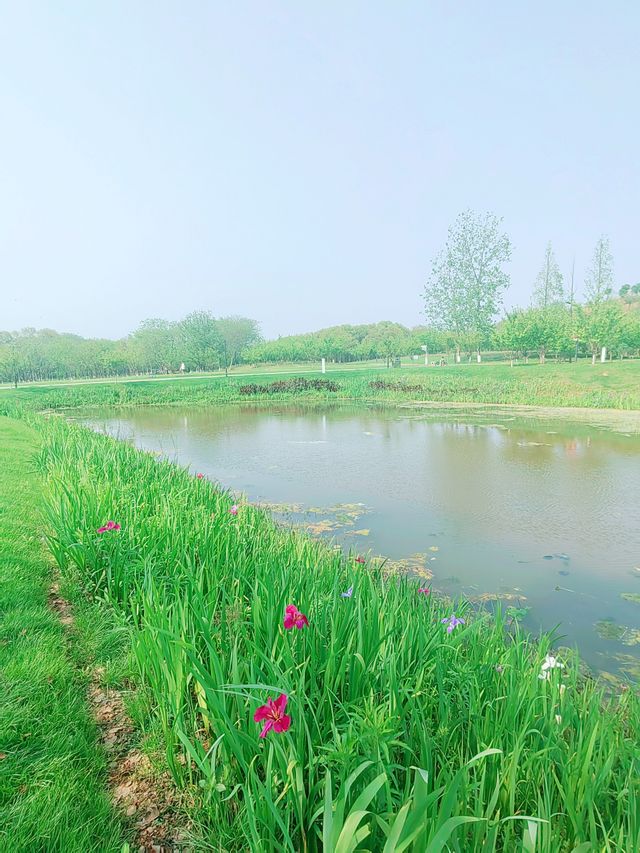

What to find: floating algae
left=379, top=552, right=434, bottom=581
left=594, top=619, right=640, bottom=646
left=470, top=592, right=528, bottom=604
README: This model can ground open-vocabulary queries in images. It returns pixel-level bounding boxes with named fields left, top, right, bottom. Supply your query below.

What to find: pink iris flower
left=283, top=604, right=309, bottom=630
left=417, top=586, right=431, bottom=595
left=196, top=473, right=204, bottom=479
left=229, top=504, right=239, bottom=516
left=253, top=693, right=291, bottom=738
left=354, top=556, right=366, bottom=564
left=97, top=521, right=121, bottom=534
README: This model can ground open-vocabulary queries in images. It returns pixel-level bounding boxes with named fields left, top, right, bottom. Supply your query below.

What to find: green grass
left=2, top=359, right=640, bottom=413
left=32, top=413, right=640, bottom=851
left=0, top=417, right=127, bottom=852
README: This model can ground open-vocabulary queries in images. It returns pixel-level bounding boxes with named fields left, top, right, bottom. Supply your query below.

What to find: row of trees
left=2, top=212, right=638, bottom=383
left=423, top=210, right=639, bottom=363
left=243, top=322, right=449, bottom=365
left=496, top=303, right=640, bottom=363
left=0, top=312, right=261, bottom=384
left=5, top=304, right=638, bottom=386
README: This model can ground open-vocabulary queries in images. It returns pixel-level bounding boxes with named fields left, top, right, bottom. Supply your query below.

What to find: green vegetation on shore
left=29, top=411, right=640, bottom=851
left=3, top=359, right=640, bottom=413
left=0, top=417, right=126, bottom=852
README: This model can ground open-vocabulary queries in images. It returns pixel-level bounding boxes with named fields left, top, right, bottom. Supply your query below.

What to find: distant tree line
left=243, top=322, right=449, bottom=366
left=2, top=213, right=640, bottom=384
left=0, top=312, right=261, bottom=385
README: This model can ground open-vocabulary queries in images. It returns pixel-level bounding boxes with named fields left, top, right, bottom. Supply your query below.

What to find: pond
left=81, top=404, right=640, bottom=681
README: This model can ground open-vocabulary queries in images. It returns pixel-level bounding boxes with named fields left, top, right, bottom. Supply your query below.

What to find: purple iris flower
left=341, top=586, right=353, bottom=598
left=441, top=614, right=465, bottom=634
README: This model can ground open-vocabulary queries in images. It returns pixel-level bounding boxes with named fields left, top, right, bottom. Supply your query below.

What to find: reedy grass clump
left=36, top=416, right=640, bottom=851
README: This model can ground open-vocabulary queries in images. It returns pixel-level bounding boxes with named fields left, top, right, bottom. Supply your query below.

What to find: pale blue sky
left=1, top=2, right=638, bottom=339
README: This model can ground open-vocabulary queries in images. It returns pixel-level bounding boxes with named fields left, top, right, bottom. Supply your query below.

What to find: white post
left=321, top=358, right=326, bottom=374
left=600, top=347, right=606, bottom=363
left=476, top=351, right=482, bottom=363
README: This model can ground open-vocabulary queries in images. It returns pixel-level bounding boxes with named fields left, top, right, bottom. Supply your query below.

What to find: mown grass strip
left=3, top=359, right=640, bottom=413
left=0, top=416, right=126, bottom=852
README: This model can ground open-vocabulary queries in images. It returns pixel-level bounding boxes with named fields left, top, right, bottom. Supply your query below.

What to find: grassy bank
left=2, top=360, right=640, bottom=413
left=33, top=412, right=640, bottom=851
left=0, top=417, right=126, bottom=852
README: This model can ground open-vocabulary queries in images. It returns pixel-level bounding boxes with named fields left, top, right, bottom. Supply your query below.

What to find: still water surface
left=82, top=404, right=640, bottom=680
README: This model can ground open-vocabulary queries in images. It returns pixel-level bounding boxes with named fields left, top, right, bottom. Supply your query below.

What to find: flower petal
left=259, top=720, right=273, bottom=738
left=273, top=693, right=288, bottom=715
left=253, top=702, right=271, bottom=722
left=273, top=713, right=291, bottom=734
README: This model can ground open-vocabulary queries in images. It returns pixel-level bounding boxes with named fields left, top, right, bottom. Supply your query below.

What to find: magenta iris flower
left=229, top=504, right=239, bottom=516
left=441, top=614, right=465, bottom=633
left=354, top=556, right=365, bottom=564
left=253, top=693, right=291, bottom=738
left=417, top=586, right=431, bottom=595
left=196, top=473, right=204, bottom=479
left=97, top=521, right=120, bottom=534
left=283, top=604, right=309, bottom=630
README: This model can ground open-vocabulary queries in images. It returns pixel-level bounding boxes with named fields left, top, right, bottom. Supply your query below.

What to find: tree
left=178, top=311, right=222, bottom=371
left=495, top=306, right=573, bottom=364
left=621, top=311, right=640, bottom=357
left=423, top=210, right=512, bottom=361
left=580, top=301, right=624, bottom=363
left=494, top=311, right=529, bottom=364
left=216, top=316, right=262, bottom=372
left=533, top=242, right=564, bottom=308
left=129, top=318, right=179, bottom=373
left=584, top=236, right=614, bottom=304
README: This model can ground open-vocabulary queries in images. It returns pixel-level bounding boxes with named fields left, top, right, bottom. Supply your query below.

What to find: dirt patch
left=49, top=584, right=190, bottom=851
left=49, top=583, right=75, bottom=627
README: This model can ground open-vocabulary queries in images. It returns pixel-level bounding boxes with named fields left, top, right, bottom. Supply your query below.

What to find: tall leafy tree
left=423, top=210, right=512, bottom=360
left=580, top=301, right=624, bottom=362
left=178, top=311, right=222, bottom=371
left=584, top=235, right=614, bottom=304
left=533, top=242, right=564, bottom=308
left=130, top=318, right=179, bottom=373
left=216, top=316, right=262, bottom=372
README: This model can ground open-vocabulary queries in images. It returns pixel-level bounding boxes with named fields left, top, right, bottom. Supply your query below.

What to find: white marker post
left=321, top=357, right=326, bottom=374
left=420, top=345, right=428, bottom=366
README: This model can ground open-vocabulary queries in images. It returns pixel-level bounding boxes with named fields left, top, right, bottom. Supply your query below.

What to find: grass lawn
left=0, top=416, right=126, bottom=852
left=2, top=358, right=640, bottom=413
